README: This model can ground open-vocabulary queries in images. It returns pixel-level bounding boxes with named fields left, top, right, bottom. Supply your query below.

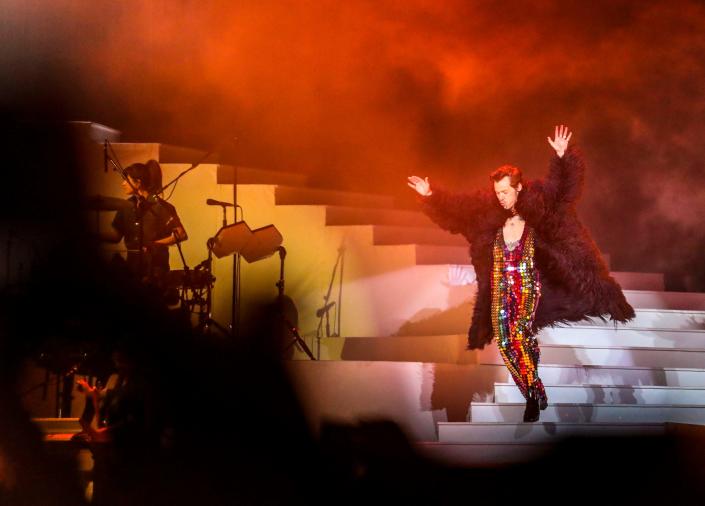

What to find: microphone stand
left=278, top=247, right=316, bottom=360
left=315, top=241, right=345, bottom=358
left=173, top=229, right=190, bottom=305
left=207, top=199, right=240, bottom=338
left=160, top=147, right=216, bottom=197
left=191, top=238, right=229, bottom=337
left=160, top=136, right=236, bottom=198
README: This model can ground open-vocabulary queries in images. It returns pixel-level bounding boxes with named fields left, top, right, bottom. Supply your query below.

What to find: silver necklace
left=504, top=238, right=520, bottom=251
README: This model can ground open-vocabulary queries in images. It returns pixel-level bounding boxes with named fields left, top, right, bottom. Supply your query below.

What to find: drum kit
left=86, top=192, right=290, bottom=340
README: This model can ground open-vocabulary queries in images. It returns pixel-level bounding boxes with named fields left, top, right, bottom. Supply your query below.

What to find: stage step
left=372, top=225, right=467, bottom=247
left=331, top=335, right=468, bottom=364
left=491, top=363, right=705, bottom=388
left=420, top=423, right=705, bottom=468
left=415, top=441, right=552, bottom=467
left=538, top=326, right=705, bottom=348
left=286, top=360, right=705, bottom=442
left=479, top=343, right=705, bottom=369
left=108, top=142, right=218, bottom=166
left=494, top=383, right=705, bottom=405
left=33, top=418, right=81, bottom=434
left=285, top=360, right=508, bottom=441
left=612, top=272, right=664, bottom=291
left=325, top=206, right=435, bottom=228
left=405, top=244, right=614, bottom=270
left=470, top=402, right=705, bottom=423
left=327, top=334, right=705, bottom=367
left=216, top=165, right=308, bottom=186
left=414, top=244, right=471, bottom=265
left=438, top=422, right=667, bottom=443
left=581, top=308, right=705, bottom=331
left=625, top=290, right=705, bottom=311
left=275, top=185, right=395, bottom=208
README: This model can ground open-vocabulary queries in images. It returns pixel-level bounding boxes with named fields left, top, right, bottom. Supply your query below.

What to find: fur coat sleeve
left=542, top=146, right=586, bottom=205
left=418, top=187, right=495, bottom=240
left=521, top=146, right=636, bottom=329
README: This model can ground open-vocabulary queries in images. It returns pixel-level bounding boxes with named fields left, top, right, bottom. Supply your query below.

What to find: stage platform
left=27, top=133, right=705, bottom=471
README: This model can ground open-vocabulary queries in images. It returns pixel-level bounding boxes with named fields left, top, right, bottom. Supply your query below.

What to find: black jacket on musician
left=419, top=146, right=635, bottom=350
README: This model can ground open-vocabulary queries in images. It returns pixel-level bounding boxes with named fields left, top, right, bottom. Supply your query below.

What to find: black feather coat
left=419, top=146, right=636, bottom=349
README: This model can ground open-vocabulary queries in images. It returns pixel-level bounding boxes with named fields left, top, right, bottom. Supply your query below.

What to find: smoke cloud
left=3, top=0, right=705, bottom=289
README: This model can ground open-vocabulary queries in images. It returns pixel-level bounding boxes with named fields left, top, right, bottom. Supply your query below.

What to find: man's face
left=493, top=176, right=522, bottom=210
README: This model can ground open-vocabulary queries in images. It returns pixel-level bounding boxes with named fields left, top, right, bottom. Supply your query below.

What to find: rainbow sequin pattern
left=491, top=226, right=546, bottom=404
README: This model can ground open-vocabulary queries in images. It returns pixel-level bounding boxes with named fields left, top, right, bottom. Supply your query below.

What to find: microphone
left=103, top=140, right=108, bottom=172
left=315, top=301, right=335, bottom=318
left=206, top=198, right=234, bottom=207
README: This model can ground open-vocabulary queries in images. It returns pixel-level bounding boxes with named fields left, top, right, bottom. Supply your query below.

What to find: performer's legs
left=522, top=335, right=548, bottom=410
left=496, top=332, right=548, bottom=410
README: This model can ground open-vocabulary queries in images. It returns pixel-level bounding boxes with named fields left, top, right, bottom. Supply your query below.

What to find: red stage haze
left=2, top=0, right=705, bottom=288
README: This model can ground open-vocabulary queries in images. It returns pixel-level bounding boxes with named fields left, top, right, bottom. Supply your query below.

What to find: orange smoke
left=3, top=0, right=705, bottom=288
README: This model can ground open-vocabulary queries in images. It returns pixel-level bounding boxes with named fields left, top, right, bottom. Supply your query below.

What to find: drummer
left=102, top=160, right=188, bottom=284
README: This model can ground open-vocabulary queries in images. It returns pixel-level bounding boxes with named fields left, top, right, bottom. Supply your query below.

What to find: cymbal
left=85, top=195, right=130, bottom=211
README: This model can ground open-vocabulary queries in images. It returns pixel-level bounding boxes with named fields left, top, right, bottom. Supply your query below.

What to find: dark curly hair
left=489, top=164, right=522, bottom=188
left=124, top=159, right=162, bottom=194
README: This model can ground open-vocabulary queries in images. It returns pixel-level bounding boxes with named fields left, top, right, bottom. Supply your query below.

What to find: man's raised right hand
left=407, top=176, right=432, bottom=196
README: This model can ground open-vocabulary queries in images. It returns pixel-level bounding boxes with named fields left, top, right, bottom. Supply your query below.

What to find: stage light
left=210, top=221, right=283, bottom=263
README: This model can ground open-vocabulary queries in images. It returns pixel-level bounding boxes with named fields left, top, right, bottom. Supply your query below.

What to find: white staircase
left=431, top=304, right=705, bottom=466
left=493, top=383, right=705, bottom=405
left=438, top=421, right=667, bottom=443
left=289, top=308, right=705, bottom=467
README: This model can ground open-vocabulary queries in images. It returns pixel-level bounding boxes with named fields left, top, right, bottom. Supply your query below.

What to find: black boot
left=539, top=394, right=548, bottom=411
left=523, top=388, right=540, bottom=423
left=534, top=379, right=548, bottom=410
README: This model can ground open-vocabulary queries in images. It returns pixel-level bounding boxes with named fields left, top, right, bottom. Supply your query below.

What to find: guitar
left=75, top=377, right=104, bottom=434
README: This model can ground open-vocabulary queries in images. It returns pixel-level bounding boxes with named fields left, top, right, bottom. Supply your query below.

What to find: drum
left=166, top=269, right=213, bottom=289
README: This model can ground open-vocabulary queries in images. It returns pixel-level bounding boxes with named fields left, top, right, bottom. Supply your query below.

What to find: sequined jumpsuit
left=491, top=224, right=547, bottom=408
